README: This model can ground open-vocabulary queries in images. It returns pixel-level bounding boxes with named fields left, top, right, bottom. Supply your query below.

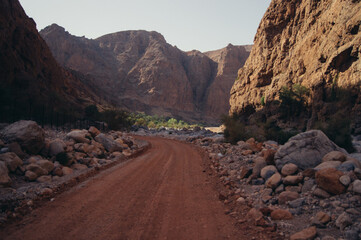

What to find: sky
left=19, top=0, right=271, bottom=52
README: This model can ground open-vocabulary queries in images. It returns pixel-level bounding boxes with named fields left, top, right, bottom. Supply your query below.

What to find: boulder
left=270, top=209, right=293, bottom=220
left=66, top=130, right=90, bottom=144
left=37, top=175, right=52, bottom=183
left=88, top=126, right=100, bottom=137
left=7, top=142, right=26, bottom=159
left=25, top=163, right=47, bottom=177
left=62, top=166, right=73, bottom=175
left=37, top=160, right=55, bottom=173
left=281, top=163, right=298, bottom=176
left=315, top=211, right=331, bottom=224
left=25, top=170, right=38, bottom=181
left=0, top=152, right=23, bottom=172
left=52, top=167, right=63, bottom=177
left=278, top=191, right=299, bottom=205
left=95, top=133, right=124, bottom=153
left=315, top=168, right=345, bottom=195
left=275, top=130, right=347, bottom=171
left=314, top=161, right=341, bottom=171
left=265, top=172, right=282, bottom=189
left=0, top=161, right=11, bottom=186
left=322, top=151, right=347, bottom=162
left=283, top=175, right=303, bottom=186
left=290, top=226, right=317, bottom=240
left=260, top=165, right=277, bottom=179
left=335, top=212, right=352, bottom=230
left=48, top=139, right=66, bottom=156
left=1, top=120, right=45, bottom=154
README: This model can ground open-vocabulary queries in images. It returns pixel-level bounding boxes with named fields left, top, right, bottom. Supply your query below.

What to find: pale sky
left=19, top=0, right=271, bottom=52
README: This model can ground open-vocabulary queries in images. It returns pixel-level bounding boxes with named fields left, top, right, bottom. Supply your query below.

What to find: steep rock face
left=230, top=0, right=361, bottom=122
left=0, top=0, right=98, bottom=117
left=41, top=25, right=251, bottom=124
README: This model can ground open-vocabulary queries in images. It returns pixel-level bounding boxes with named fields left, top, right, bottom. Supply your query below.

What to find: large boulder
left=1, top=120, right=45, bottom=154
left=95, top=133, right=124, bottom=153
left=275, top=130, right=347, bottom=171
left=315, top=168, right=345, bottom=195
left=0, top=152, right=23, bottom=172
left=0, top=161, right=11, bottom=186
left=66, top=130, right=90, bottom=144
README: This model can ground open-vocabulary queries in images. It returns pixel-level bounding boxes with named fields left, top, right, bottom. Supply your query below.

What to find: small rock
left=239, top=166, right=252, bottom=179
left=37, top=160, right=55, bottom=174
left=312, top=188, right=331, bottom=198
left=315, top=168, right=345, bottom=195
left=52, top=167, right=63, bottom=177
left=67, top=130, right=90, bottom=144
left=335, top=212, right=352, bottom=230
left=71, top=163, right=88, bottom=171
left=281, top=163, right=298, bottom=176
left=344, top=230, right=359, bottom=240
left=352, top=179, right=361, bottom=194
left=290, top=226, right=317, bottom=240
left=48, top=139, right=66, bottom=157
left=0, top=161, right=11, bottom=186
left=283, top=175, right=303, bottom=185
left=354, top=168, right=361, bottom=179
left=247, top=208, right=263, bottom=222
left=88, top=126, right=100, bottom=137
left=62, top=167, right=73, bottom=175
left=288, top=198, right=305, bottom=208
left=25, top=163, right=47, bottom=177
left=302, top=179, right=316, bottom=193
left=236, top=197, right=246, bottom=204
left=302, top=168, right=316, bottom=178
left=40, top=188, right=53, bottom=196
left=322, top=151, right=347, bottom=162
left=316, top=211, right=331, bottom=224
left=270, top=209, right=293, bottom=220
left=37, top=175, right=52, bottom=183
left=25, top=170, right=38, bottom=181
left=278, top=191, right=299, bottom=205
left=337, top=160, right=357, bottom=172
left=260, top=165, right=278, bottom=179
left=265, top=172, right=282, bottom=189
left=275, top=184, right=285, bottom=194
left=339, top=175, right=351, bottom=186
left=250, top=157, right=267, bottom=179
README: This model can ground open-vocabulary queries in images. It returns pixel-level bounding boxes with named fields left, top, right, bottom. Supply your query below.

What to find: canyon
left=40, top=25, right=251, bottom=124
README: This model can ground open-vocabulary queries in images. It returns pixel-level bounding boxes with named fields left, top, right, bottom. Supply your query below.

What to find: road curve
left=1, top=137, right=243, bottom=240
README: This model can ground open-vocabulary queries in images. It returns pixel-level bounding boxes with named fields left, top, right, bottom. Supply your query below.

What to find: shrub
left=261, top=96, right=265, bottom=106
left=279, top=84, right=310, bottom=119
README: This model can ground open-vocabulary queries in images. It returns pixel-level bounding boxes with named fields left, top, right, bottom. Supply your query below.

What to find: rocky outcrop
left=40, top=25, right=251, bottom=124
left=230, top=0, right=361, bottom=127
left=0, top=0, right=100, bottom=121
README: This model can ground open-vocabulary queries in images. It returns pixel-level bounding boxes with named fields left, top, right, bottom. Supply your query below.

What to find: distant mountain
left=40, top=24, right=251, bottom=124
left=0, top=0, right=100, bottom=120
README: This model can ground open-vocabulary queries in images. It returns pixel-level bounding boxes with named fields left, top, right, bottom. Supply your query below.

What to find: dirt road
left=1, top=137, right=244, bottom=240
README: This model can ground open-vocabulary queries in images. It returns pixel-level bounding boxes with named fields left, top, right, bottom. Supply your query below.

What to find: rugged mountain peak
left=230, top=0, right=361, bottom=127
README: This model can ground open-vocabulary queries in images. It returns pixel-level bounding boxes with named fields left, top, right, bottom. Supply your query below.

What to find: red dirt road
left=1, top=137, right=244, bottom=240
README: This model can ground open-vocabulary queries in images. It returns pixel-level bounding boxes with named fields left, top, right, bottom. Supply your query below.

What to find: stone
left=265, top=172, right=282, bottom=189
left=315, top=168, right=345, bottom=195
left=37, top=175, right=52, bottom=183
left=335, top=212, right=352, bottom=230
left=7, top=142, right=26, bottom=159
left=275, top=184, right=284, bottom=194
left=275, top=130, right=347, bottom=171
left=278, top=191, right=299, bottom=205
left=283, top=175, right=303, bottom=185
left=95, top=133, right=124, bottom=153
left=302, top=168, right=316, bottom=178
left=37, top=160, right=54, bottom=173
left=0, top=161, right=11, bottom=186
left=288, top=198, right=305, bottom=208
left=262, top=149, right=276, bottom=165
left=290, top=226, right=317, bottom=240
left=337, top=160, right=359, bottom=172
left=250, top=157, right=267, bottom=179
left=352, top=179, right=361, bottom=194
left=344, top=230, right=359, bottom=240
left=322, top=151, right=347, bottom=162
left=281, top=163, right=298, bottom=176
left=48, top=139, right=66, bottom=156
left=88, top=126, right=100, bottom=137
left=339, top=175, right=351, bottom=186
left=354, top=168, right=361, bottom=179
left=270, top=209, right=293, bottom=220
left=25, top=163, right=47, bottom=177
left=313, top=187, right=331, bottom=199
left=62, top=166, right=73, bottom=175
left=302, top=179, right=316, bottom=193
left=260, top=165, right=278, bottom=179
left=236, top=197, right=246, bottom=204
left=71, top=163, right=88, bottom=171
left=1, top=120, right=45, bottom=154
left=66, top=130, right=90, bottom=144
left=246, top=208, right=263, bottom=222
left=0, top=152, right=23, bottom=172
left=314, top=161, right=341, bottom=170
left=52, top=167, right=63, bottom=177
left=25, top=170, right=38, bottom=181
left=316, top=211, right=331, bottom=224
left=285, top=185, right=302, bottom=193
left=40, top=188, right=53, bottom=196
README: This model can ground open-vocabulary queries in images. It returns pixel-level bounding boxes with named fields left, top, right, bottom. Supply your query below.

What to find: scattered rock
left=339, top=175, right=351, bottom=187
left=283, top=175, right=303, bottom=185
left=315, top=168, right=345, bottom=195
left=275, top=130, right=346, bottom=171
left=335, top=212, right=352, bottom=230
left=270, top=209, right=293, bottom=220
left=88, top=126, right=100, bottom=137
left=0, top=161, right=11, bottom=186
left=281, top=163, right=298, bottom=176
left=67, top=130, right=90, bottom=144
left=290, top=226, right=317, bottom=240
left=0, top=152, right=23, bottom=172
left=322, top=151, right=347, bottom=162
left=316, top=211, right=331, bottom=224
left=278, top=191, right=299, bottom=205
left=265, top=172, right=282, bottom=189
left=260, top=165, right=277, bottom=179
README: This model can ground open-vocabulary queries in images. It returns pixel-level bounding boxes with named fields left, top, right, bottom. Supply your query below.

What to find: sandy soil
left=1, top=137, right=248, bottom=240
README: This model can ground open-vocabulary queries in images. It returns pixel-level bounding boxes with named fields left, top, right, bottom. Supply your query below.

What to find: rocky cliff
left=230, top=0, right=361, bottom=128
left=40, top=25, right=251, bottom=124
left=0, top=0, right=99, bottom=119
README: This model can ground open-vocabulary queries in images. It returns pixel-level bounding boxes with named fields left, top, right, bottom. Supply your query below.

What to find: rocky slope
left=40, top=25, right=251, bottom=124
left=0, top=0, right=100, bottom=119
left=230, top=0, right=361, bottom=128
